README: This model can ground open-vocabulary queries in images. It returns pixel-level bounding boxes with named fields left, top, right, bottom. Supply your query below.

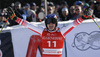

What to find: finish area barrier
left=0, top=18, right=100, bottom=57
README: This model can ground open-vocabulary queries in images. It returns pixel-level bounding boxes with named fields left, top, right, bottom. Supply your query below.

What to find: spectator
left=30, top=2, right=37, bottom=12
left=9, top=1, right=24, bottom=26
left=14, top=1, right=24, bottom=19
left=36, top=6, right=45, bottom=22
left=47, top=2, right=55, bottom=14
left=23, top=3, right=30, bottom=20
left=54, top=5, right=60, bottom=21
left=68, top=6, right=75, bottom=19
left=40, top=1, right=45, bottom=7
left=2, top=8, right=8, bottom=16
left=54, top=5, right=60, bottom=13
left=47, top=2, right=60, bottom=21
left=0, top=13, right=9, bottom=28
left=94, top=2, right=100, bottom=18
left=83, top=3, right=90, bottom=10
left=75, top=1, right=84, bottom=9
left=88, top=1, right=95, bottom=10
left=23, top=3, right=36, bottom=22
left=30, top=2, right=43, bottom=22
left=60, top=8, right=69, bottom=21
left=47, top=4, right=54, bottom=14
left=71, top=5, right=82, bottom=20
left=58, top=1, right=68, bottom=19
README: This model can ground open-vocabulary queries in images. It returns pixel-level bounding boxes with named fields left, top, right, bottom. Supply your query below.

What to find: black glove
left=82, top=7, right=93, bottom=19
left=7, top=7, right=17, bottom=20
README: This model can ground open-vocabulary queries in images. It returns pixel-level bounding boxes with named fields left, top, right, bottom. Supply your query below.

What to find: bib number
left=47, top=41, right=56, bottom=47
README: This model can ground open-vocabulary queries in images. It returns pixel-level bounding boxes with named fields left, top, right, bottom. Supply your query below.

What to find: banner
left=1, top=19, right=100, bottom=57
left=65, top=22, right=100, bottom=57
left=0, top=30, right=14, bottom=57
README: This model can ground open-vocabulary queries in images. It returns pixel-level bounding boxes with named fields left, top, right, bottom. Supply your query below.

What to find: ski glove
left=7, top=7, right=17, bottom=20
left=82, top=7, right=93, bottom=19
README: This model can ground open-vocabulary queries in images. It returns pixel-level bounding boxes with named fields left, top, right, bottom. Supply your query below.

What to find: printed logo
left=47, top=33, right=57, bottom=36
left=47, top=33, right=50, bottom=36
left=43, top=48, right=62, bottom=54
left=57, top=51, right=62, bottom=53
left=51, top=34, right=55, bottom=36
left=72, top=31, right=100, bottom=51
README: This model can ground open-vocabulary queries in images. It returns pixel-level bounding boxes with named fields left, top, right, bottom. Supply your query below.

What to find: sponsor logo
left=42, top=36, right=63, bottom=40
left=47, top=33, right=57, bottom=36
left=47, top=33, right=50, bottom=36
left=72, top=31, right=100, bottom=51
left=43, top=48, right=62, bottom=54
left=57, top=51, right=62, bottom=53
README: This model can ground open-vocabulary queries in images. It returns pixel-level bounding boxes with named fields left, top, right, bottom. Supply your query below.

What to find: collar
left=48, top=28, right=59, bottom=32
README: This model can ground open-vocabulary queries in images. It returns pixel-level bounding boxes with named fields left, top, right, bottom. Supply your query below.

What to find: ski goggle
left=46, top=18, right=57, bottom=24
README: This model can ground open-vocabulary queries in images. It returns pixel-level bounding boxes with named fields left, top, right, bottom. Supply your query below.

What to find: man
left=68, top=6, right=75, bottom=19
left=30, top=2, right=37, bottom=13
left=9, top=1, right=24, bottom=26
left=23, top=3, right=36, bottom=22
left=94, top=2, right=100, bottom=18
left=71, top=5, right=82, bottom=20
left=0, top=13, right=9, bottom=28
left=14, top=1, right=24, bottom=19
left=47, top=3, right=54, bottom=14
left=7, top=7, right=93, bottom=57
left=75, top=1, right=84, bottom=9
left=58, top=1, right=68, bottom=19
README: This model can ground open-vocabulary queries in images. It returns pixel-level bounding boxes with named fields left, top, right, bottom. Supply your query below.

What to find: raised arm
left=60, top=7, right=94, bottom=37
left=60, top=17, right=84, bottom=37
left=7, top=7, right=44, bottom=35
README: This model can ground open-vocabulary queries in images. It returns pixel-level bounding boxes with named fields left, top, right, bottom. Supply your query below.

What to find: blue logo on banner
left=72, top=31, right=100, bottom=51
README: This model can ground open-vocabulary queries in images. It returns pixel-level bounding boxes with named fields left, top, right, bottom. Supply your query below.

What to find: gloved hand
left=82, top=7, right=93, bottom=19
left=7, top=7, right=17, bottom=20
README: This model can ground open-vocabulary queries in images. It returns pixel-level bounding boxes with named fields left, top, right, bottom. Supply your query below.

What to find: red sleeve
left=15, top=17, right=44, bottom=35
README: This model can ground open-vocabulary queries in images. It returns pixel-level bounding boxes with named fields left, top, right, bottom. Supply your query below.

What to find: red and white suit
left=15, top=17, right=84, bottom=57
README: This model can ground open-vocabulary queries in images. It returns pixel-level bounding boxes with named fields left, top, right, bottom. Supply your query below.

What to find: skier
left=7, top=7, right=93, bottom=57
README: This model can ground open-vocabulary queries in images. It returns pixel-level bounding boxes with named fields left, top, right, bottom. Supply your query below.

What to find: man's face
left=70, top=6, right=75, bottom=14
left=47, top=23, right=56, bottom=31
left=47, top=6, right=54, bottom=14
left=75, top=6, right=82, bottom=14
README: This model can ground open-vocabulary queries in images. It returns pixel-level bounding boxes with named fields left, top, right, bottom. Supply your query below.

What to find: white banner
left=65, top=20, right=100, bottom=57
left=3, top=18, right=100, bottom=57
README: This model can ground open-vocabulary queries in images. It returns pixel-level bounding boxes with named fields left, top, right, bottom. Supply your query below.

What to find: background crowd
left=0, top=0, right=100, bottom=28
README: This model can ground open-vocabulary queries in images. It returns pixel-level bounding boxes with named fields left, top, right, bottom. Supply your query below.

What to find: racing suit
left=15, top=17, right=84, bottom=57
